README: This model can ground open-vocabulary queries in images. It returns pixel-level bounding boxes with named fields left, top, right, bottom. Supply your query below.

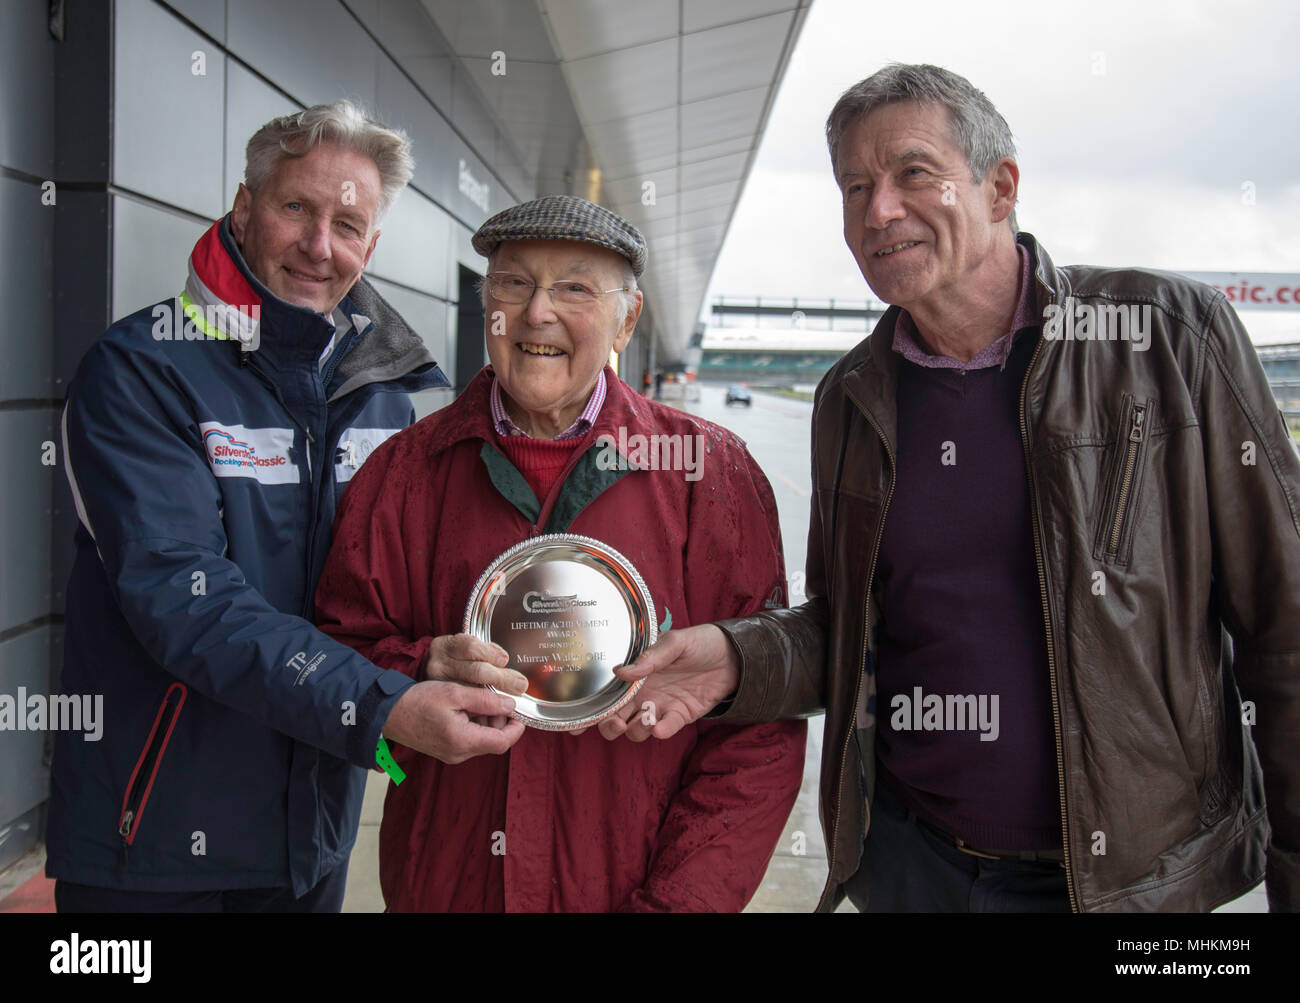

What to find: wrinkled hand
left=424, top=633, right=529, bottom=730
left=597, top=624, right=739, bottom=742
left=423, top=634, right=528, bottom=692
left=382, top=679, right=525, bottom=764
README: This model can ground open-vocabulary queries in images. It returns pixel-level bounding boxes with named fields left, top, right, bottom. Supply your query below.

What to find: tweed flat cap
left=471, top=195, right=647, bottom=277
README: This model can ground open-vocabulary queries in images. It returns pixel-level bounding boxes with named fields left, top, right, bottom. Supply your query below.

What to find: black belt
left=915, top=814, right=1065, bottom=863
left=875, top=770, right=1066, bottom=864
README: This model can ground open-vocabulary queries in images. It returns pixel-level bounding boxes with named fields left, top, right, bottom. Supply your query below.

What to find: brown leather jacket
left=716, top=233, right=1299, bottom=912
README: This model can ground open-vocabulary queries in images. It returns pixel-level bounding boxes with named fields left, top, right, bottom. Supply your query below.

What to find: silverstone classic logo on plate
left=199, top=422, right=299, bottom=484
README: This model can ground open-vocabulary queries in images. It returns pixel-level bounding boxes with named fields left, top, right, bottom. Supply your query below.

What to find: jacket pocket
left=1093, top=394, right=1153, bottom=566
left=117, top=682, right=187, bottom=866
left=1194, top=633, right=1231, bottom=827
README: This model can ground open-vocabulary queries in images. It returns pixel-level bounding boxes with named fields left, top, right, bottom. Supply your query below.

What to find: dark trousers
left=54, top=863, right=349, bottom=913
left=846, top=782, right=1070, bottom=913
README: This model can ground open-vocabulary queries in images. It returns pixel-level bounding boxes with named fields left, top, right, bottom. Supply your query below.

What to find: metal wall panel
left=366, top=274, right=450, bottom=359
left=375, top=56, right=459, bottom=211
left=53, top=192, right=111, bottom=408
left=447, top=218, right=479, bottom=306
left=110, top=196, right=209, bottom=321
left=491, top=132, right=531, bottom=205
left=375, top=58, right=508, bottom=229
left=0, top=1, right=56, bottom=179
left=365, top=276, right=454, bottom=419
left=0, top=628, right=55, bottom=829
left=223, top=60, right=302, bottom=210
left=340, top=0, right=380, bottom=25
left=369, top=0, right=455, bottom=112
left=113, top=0, right=226, bottom=220
left=53, top=3, right=112, bottom=186
left=162, top=0, right=229, bottom=42
left=226, top=0, right=378, bottom=110
left=51, top=188, right=112, bottom=626
left=366, top=189, right=450, bottom=298
left=0, top=178, right=55, bottom=403
left=448, top=62, right=498, bottom=171
left=0, top=1, right=58, bottom=786
left=0, top=408, right=57, bottom=632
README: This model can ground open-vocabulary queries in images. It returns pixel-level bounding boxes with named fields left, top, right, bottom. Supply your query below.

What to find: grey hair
left=244, top=100, right=414, bottom=222
left=826, top=64, right=1018, bottom=232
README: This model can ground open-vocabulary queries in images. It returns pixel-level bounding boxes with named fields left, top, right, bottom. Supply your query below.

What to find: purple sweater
left=874, top=248, right=1062, bottom=850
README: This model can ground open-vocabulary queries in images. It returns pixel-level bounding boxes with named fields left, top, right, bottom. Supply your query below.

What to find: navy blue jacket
left=47, top=217, right=448, bottom=895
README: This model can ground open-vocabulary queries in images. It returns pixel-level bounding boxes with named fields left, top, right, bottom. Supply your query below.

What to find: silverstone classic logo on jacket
left=200, top=422, right=299, bottom=484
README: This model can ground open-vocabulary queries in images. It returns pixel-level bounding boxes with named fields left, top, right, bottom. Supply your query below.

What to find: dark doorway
left=456, top=265, right=486, bottom=393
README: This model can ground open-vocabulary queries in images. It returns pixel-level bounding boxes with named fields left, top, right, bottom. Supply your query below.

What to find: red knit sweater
left=494, top=431, right=589, bottom=503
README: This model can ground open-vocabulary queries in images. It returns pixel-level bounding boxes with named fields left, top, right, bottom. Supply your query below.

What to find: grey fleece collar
left=327, top=276, right=442, bottom=402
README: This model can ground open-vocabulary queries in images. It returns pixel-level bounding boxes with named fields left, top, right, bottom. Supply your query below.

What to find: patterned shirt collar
left=490, top=368, right=607, bottom=440
left=318, top=307, right=353, bottom=372
left=892, top=243, right=1036, bottom=372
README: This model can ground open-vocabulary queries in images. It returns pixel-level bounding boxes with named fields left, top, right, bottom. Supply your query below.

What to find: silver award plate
left=463, top=533, right=656, bottom=731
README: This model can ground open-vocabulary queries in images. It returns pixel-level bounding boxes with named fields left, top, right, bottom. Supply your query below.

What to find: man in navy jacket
left=47, top=100, right=526, bottom=912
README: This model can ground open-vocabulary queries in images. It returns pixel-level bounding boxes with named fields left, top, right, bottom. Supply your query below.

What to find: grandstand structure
left=697, top=297, right=887, bottom=385
left=1257, top=343, right=1300, bottom=421
left=701, top=299, right=1300, bottom=421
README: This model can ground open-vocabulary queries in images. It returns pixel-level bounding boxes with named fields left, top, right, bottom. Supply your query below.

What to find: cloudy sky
left=704, top=0, right=1300, bottom=343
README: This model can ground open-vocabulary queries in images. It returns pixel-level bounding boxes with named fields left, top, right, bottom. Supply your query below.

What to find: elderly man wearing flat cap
left=315, top=195, right=806, bottom=912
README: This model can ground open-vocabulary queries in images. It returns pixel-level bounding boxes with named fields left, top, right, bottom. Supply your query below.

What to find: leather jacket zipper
left=1019, top=336, right=1079, bottom=912
left=1105, top=402, right=1147, bottom=558
left=817, top=397, right=895, bottom=912
left=118, top=683, right=188, bottom=869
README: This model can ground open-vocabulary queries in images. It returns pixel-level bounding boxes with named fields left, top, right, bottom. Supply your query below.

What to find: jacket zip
left=246, top=358, right=317, bottom=471
left=247, top=357, right=325, bottom=614
left=301, top=358, right=338, bottom=605
left=817, top=394, right=895, bottom=912
left=529, top=435, right=605, bottom=536
left=1105, top=403, right=1147, bottom=557
left=118, top=683, right=188, bottom=869
left=1018, top=336, right=1080, bottom=912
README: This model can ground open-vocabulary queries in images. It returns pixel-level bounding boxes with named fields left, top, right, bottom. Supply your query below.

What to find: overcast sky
left=704, top=0, right=1300, bottom=343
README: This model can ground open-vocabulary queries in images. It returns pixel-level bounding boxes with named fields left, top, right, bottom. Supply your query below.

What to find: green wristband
left=375, top=737, right=406, bottom=785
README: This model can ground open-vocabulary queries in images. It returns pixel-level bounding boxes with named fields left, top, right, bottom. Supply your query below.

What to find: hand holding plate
left=601, top=624, right=740, bottom=741
left=382, top=680, right=525, bottom=764
left=423, top=633, right=529, bottom=695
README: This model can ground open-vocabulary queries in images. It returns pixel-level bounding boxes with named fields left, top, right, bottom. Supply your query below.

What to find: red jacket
left=315, top=367, right=807, bottom=911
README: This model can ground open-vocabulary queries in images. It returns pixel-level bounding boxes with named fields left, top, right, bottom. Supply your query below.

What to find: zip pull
left=118, top=809, right=134, bottom=869
left=1129, top=404, right=1147, bottom=442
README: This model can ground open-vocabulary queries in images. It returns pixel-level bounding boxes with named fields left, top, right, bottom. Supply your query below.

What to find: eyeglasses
left=485, top=271, right=626, bottom=308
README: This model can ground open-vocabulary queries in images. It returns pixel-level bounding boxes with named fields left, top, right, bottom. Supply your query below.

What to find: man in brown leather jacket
left=600, top=63, right=1299, bottom=914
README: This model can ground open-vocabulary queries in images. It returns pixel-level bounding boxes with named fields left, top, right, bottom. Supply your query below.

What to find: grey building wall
left=0, top=0, right=60, bottom=873
left=2, top=0, right=642, bottom=868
